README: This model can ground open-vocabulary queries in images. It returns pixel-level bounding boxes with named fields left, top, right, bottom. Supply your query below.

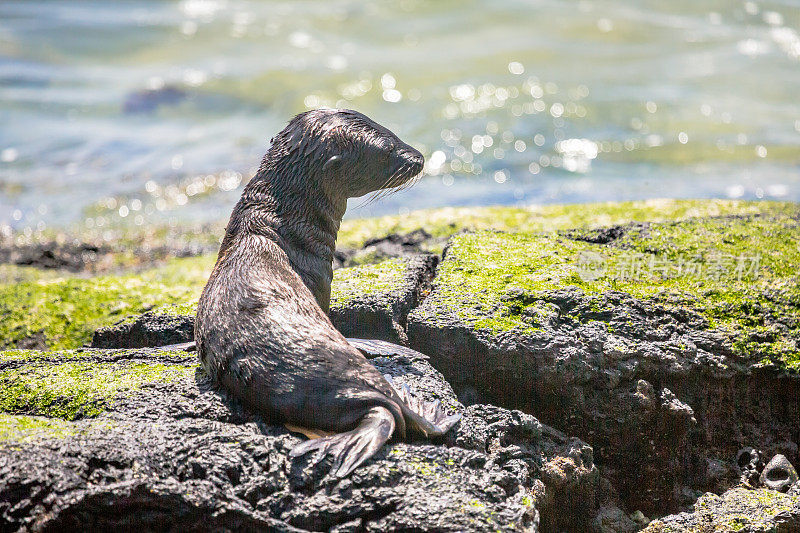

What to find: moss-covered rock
left=3, top=199, right=799, bottom=525
left=329, top=255, right=438, bottom=344
left=330, top=258, right=409, bottom=307
left=0, top=255, right=214, bottom=350
left=337, top=199, right=796, bottom=249
left=0, top=348, right=197, bottom=420
left=414, top=213, right=800, bottom=370
left=0, top=413, right=81, bottom=443
left=90, top=256, right=439, bottom=349
left=407, top=209, right=800, bottom=514
left=3, top=200, right=789, bottom=352
left=643, top=487, right=800, bottom=532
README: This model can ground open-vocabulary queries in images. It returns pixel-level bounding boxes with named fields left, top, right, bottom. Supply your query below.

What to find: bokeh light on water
left=1, top=0, right=799, bottom=236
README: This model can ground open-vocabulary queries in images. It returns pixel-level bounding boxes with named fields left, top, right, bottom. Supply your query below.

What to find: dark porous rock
left=123, top=85, right=187, bottom=114
left=737, top=446, right=765, bottom=486
left=0, top=238, right=217, bottom=275
left=563, top=223, right=642, bottom=245
left=0, top=346, right=602, bottom=532
left=329, top=255, right=439, bottom=345
left=642, top=487, right=800, bottom=532
left=761, top=455, right=800, bottom=493
left=334, top=229, right=446, bottom=269
left=592, top=505, right=640, bottom=533
left=407, top=217, right=800, bottom=514
left=91, top=310, right=195, bottom=348
left=409, top=286, right=710, bottom=514
left=443, top=404, right=604, bottom=531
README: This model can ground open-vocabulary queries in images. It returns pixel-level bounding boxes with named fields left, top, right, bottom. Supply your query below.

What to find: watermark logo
left=576, top=251, right=607, bottom=281
left=575, top=252, right=761, bottom=282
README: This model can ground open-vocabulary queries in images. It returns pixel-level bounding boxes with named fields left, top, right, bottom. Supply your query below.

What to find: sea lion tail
left=289, top=406, right=396, bottom=478
left=385, top=376, right=461, bottom=439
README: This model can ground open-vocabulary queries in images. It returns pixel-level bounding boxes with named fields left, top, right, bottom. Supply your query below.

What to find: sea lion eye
left=323, top=155, right=342, bottom=171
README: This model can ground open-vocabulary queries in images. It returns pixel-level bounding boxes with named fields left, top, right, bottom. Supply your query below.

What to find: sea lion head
left=269, top=108, right=424, bottom=200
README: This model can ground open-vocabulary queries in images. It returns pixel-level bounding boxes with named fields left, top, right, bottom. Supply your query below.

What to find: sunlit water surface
left=1, top=0, right=799, bottom=234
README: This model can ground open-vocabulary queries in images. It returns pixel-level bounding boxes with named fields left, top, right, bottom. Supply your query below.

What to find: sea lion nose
left=394, top=146, right=424, bottom=175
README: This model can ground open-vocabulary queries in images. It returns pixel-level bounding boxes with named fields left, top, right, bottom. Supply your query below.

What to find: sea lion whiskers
left=355, top=161, right=411, bottom=208
left=357, top=160, right=420, bottom=208
left=355, top=168, right=401, bottom=208
left=361, top=168, right=405, bottom=206
left=390, top=163, right=423, bottom=195
left=374, top=161, right=421, bottom=203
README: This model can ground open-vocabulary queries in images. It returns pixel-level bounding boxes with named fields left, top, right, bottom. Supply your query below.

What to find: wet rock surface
left=333, top=229, right=446, bottom=270
left=592, top=505, right=641, bottom=533
left=761, top=454, right=800, bottom=493
left=0, top=348, right=602, bottom=532
left=0, top=242, right=113, bottom=272
left=123, top=85, right=187, bottom=114
left=409, top=289, right=800, bottom=513
left=0, top=240, right=215, bottom=275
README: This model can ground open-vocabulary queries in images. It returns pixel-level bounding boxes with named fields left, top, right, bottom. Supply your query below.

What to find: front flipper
left=289, top=406, right=395, bottom=478
left=346, top=338, right=428, bottom=360
left=384, top=376, right=461, bottom=439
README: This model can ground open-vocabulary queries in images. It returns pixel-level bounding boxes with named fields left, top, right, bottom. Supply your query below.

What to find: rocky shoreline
left=1, top=200, right=799, bottom=532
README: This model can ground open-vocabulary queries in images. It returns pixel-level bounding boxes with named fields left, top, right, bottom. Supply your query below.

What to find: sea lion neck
left=223, top=162, right=347, bottom=312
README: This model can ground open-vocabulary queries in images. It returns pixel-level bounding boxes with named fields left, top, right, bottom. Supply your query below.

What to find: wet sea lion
left=195, top=109, right=459, bottom=477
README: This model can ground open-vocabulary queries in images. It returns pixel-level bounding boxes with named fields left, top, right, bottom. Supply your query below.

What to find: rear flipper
left=289, top=406, right=395, bottom=478
left=346, top=338, right=429, bottom=361
left=385, top=375, right=461, bottom=438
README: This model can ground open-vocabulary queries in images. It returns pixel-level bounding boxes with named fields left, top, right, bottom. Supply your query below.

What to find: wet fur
left=196, top=109, right=457, bottom=477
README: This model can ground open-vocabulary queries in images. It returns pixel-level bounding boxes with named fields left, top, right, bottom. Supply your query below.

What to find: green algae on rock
left=92, top=256, right=438, bottom=349
left=3, top=199, right=794, bottom=353
left=337, top=199, right=797, bottom=249
left=407, top=209, right=800, bottom=513
left=415, top=213, right=800, bottom=370
left=642, top=487, right=800, bottom=532
left=329, top=258, right=408, bottom=307
left=0, top=347, right=596, bottom=532
left=0, top=349, right=197, bottom=420
left=3, top=199, right=798, bottom=527
left=0, top=413, right=81, bottom=443
left=329, top=255, right=438, bottom=344
left=0, top=255, right=214, bottom=350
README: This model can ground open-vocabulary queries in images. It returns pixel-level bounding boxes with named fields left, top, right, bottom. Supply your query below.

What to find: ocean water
left=1, top=0, right=799, bottom=233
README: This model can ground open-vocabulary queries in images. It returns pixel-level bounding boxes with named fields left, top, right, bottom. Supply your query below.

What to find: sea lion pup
left=195, top=109, right=459, bottom=478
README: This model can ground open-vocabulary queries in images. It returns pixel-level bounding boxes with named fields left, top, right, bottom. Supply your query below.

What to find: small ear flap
left=323, top=155, right=342, bottom=172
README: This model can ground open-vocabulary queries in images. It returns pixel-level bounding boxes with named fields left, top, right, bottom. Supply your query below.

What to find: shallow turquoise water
left=1, top=0, right=799, bottom=232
